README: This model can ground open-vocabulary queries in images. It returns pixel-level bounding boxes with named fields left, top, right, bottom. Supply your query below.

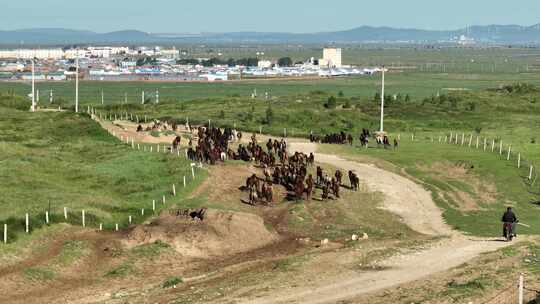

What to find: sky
left=3, top=0, right=540, bottom=33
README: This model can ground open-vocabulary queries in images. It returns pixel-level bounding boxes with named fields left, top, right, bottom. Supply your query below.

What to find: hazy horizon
left=3, top=0, right=540, bottom=33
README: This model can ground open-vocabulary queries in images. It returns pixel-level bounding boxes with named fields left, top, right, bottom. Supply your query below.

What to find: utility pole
left=31, top=59, right=35, bottom=112
left=75, top=56, right=79, bottom=113
left=380, top=66, right=385, bottom=132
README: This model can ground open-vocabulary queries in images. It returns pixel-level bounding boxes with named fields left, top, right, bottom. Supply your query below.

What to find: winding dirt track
left=97, top=120, right=514, bottom=304
left=236, top=142, right=512, bottom=304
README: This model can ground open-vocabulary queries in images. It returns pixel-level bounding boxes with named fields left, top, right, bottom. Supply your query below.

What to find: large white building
left=319, top=47, right=342, bottom=68
left=0, top=49, right=64, bottom=60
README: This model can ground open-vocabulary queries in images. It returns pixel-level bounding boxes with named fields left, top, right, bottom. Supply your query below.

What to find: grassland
left=88, top=81, right=539, bottom=238
left=3, top=72, right=540, bottom=108
left=0, top=95, right=204, bottom=242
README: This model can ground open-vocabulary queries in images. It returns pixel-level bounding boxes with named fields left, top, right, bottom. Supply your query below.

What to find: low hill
left=1, top=24, right=540, bottom=45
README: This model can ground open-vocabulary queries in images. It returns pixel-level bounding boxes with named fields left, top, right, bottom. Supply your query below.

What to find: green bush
left=162, top=276, right=183, bottom=288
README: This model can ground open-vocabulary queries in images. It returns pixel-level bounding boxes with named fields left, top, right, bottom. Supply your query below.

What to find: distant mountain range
left=1, top=24, right=540, bottom=45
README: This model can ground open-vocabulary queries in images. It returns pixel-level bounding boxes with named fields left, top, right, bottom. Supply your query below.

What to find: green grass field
left=319, top=139, right=540, bottom=237
left=0, top=96, right=204, bottom=242
left=3, top=72, right=540, bottom=109
left=82, top=80, right=539, bottom=238
left=1, top=58, right=540, bottom=240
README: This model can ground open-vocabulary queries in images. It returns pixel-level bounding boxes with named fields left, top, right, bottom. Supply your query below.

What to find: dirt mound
left=124, top=209, right=279, bottom=259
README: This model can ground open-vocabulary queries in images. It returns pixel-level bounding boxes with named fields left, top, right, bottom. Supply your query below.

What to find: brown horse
left=348, top=171, right=359, bottom=191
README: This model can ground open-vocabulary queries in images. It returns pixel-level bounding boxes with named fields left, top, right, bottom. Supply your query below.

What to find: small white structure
left=258, top=60, right=273, bottom=69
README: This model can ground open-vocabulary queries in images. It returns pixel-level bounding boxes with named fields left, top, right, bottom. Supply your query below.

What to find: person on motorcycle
left=501, top=207, right=518, bottom=239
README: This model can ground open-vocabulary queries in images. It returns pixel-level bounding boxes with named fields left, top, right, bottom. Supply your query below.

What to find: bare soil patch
left=124, top=210, right=279, bottom=259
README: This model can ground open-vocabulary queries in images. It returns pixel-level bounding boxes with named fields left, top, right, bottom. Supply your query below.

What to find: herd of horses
left=135, top=120, right=367, bottom=206
left=242, top=135, right=361, bottom=205
left=311, top=128, right=399, bottom=150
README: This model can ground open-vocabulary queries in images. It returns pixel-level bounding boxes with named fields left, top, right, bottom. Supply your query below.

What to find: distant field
left=174, top=46, right=540, bottom=73
left=3, top=72, right=540, bottom=108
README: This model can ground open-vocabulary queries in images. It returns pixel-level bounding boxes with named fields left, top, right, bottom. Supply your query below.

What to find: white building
left=88, top=47, right=112, bottom=58
left=0, top=49, right=64, bottom=60
left=64, top=49, right=87, bottom=59
left=319, top=47, right=342, bottom=68
left=258, top=60, right=273, bottom=69
left=160, top=48, right=179, bottom=59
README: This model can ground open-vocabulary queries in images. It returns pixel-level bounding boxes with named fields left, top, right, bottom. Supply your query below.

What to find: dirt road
left=236, top=142, right=512, bottom=304
left=96, top=119, right=513, bottom=304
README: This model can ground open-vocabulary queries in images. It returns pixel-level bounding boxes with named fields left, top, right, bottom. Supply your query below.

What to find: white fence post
left=45, top=211, right=49, bottom=224
left=529, top=166, right=534, bottom=180
left=115, top=224, right=119, bottom=231
left=162, top=195, right=166, bottom=204
left=468, top=134, right=473, bottom=147
left=25, top=213, right=29, bottom=233
left=461, top=133, right=465, bottom=145
left=99, top=223, right=103, bottom=231
left=82, top=210, right=86, bottom=228
left=172, top=184, right=176, bottom=196
left=507, top=146, right=511, bottom=161
left=152, top=200, right=156, bottom=212
left=499, top=141, right=503, bottom=155
left=4, top=224, right=7, bottom=244
left=518, top=153, right=521, bottom=168
left=184, top=176, right=187, bottom=188
left=141, top=209, right=145, bottom=216
left=491, top=139, right=495, bottom=152
left=476, top=136, right=479, bottom=149
left=519, top=273, right=524, bottom=304
left=129, top=216, right=132, bottom=224
left=64, top=207, right=68, bottom=220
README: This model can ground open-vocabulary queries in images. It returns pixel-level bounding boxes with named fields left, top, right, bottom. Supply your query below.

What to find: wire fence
left=1, top=108, right=202, bottom=244
left=480, top=274, right=539, bottom=304
left=398, top=131, right=539, bottom=197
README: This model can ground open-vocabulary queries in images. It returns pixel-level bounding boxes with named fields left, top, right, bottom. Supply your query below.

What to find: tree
left=278, top=57, right=293, bottom=67
left=373, top=92, right=381, bottom=103
left=338, top=91, right=345, bottom=98
left=405, top=94, right=411, bottom=102
left=324, top=96, right=337, bottom=109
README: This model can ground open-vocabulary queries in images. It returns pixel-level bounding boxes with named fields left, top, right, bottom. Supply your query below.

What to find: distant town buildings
left=0, top=45, right=381, bottom=82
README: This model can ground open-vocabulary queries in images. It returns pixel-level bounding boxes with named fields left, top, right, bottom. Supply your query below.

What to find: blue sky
left=3, top=0, right=539, bottom=33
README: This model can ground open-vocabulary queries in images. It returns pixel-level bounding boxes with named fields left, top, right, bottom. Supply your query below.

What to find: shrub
left=324, top=96, right=337, bottom=109
left=162, top=276, right=183, bottom=288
